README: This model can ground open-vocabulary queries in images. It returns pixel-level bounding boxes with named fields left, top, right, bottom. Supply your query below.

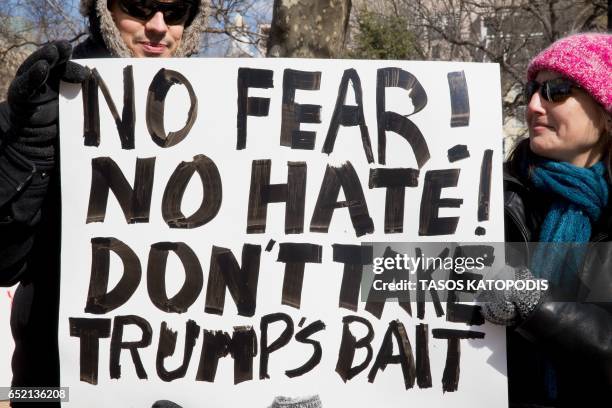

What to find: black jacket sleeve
left=517, top=298, right=612, bottom=385
left=0, top=101, right=53, bottom=286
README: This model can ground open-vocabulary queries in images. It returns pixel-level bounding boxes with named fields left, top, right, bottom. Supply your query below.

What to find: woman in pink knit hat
left=481, top=33, right=612, bottom=407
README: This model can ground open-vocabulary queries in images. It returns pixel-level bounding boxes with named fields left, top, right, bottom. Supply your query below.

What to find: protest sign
left=0, top=286, right=15, bottom=388
left=59, top=58, right=507, bottom=407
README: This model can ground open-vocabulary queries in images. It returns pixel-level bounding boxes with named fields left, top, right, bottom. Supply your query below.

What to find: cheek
left=558, top=97, right=608, bottom=147
left=169, top=26, right=184, bottom=45
left=116, top=20, right=139, bottom=44
left=560, top=117, right=602, bottom=148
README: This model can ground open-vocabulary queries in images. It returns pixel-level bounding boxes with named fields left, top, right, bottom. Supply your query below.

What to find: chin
left=529, top=138, right=555, bottom=159
left=529, top=136, right=543, bottom=153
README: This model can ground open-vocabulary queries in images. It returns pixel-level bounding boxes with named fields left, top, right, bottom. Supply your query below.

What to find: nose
left=526, top=89, right=546, bottom=118
left=145, top=11, right=169, bottom=36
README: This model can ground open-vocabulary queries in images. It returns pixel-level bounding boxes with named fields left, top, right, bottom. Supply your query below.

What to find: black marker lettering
left=369, top=168, right=419, bottom=233
left=196, top=327, right=257, bottom=384
left=86, top=157, right=155, bottom=224
left=205, top=244, right=261, bottom=317
left=456, top=245, right=495, bottom=267
left=229, top=326, right=258, bottom=384
left=86, top=237, right=141, bottom=314
left=280, top=69, right=321, bottom=149
left=446, top=246, right=494, bottom=325
left=237, top=68, right=273, bottom=149
left=376, top=68, right=429, bottom=167
left=447, top=71, right=470, bottom=127
left=447, top=144, right=470, bottom=162
left=416, top=246, right=448, bottom=320
left=260, top=313, right=294, bottom=379
left=156, top=320, right=200, bottom=382
left=310, top=162, right=374, bottom=237
left=109, top=315, right=153, bottom=380
left=336, top=315, right=374, bottom=382
left=285, top=320, right=325, bottom=378
left=365, top=246, right=412, bottom=319
left=265, top=239, right=276, bottom=252
left=196, top=330, right=231, bottom=382
left=446, top=295, right=484, bottom=325
left=147, top=242, right=204, bottom=313
left=162, top=154, right=222, bottom=229
left=82, top=72, right=100, bottom=147
left=323, top=69, right=373, bottom=162
left=478, top=149, right=493, bottom=222
left=83, top=66, right=135, bottom=149
left=246, top=160, right=307, bottom=234
left=146, top=68, right=197, bottom=148
left=368, top=320, right=416, bottom=389
left=432, top=329, right=485, bottom=392
left=419, top=169, right=463, bottom=236
left=69, top=318, right=111, bottom=385
left=332, top=244, right=373, bottom=311
left=276, top=243, right=322, bottom=308
left=416, top=324, right=432, bottom=388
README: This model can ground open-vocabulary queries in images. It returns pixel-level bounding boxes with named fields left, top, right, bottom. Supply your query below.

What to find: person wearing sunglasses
left=0, top=1, right=207, bottom=407
left=480, top=33, right=612, bottom=407
left=76, top=0, right=205, bottom=58
left=109, top=0, right=199, bottom=57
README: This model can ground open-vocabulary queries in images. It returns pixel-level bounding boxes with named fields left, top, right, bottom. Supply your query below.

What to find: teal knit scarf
left=528, top=159, right=608, bottom=401
left=529, top=160, right=608, bottom=285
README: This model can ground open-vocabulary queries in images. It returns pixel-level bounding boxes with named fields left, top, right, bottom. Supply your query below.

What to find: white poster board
left=0, top=286, right=15, bottom=388
left=59, top=58, right=507, bottom=408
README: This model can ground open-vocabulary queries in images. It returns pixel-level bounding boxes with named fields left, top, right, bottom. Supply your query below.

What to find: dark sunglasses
left=117, top=0, right=196, bottom=26
left=524, top=78, right=579, bottom=104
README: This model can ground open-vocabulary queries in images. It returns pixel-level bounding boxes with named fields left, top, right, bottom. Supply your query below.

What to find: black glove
left=7, top=40, right=89, bottom=163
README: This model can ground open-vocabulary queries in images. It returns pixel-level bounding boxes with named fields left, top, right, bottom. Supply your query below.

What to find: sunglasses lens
left=120, top=0, right=151, bottom=19
left=163, top=4, right=191, bottom=24
left=545, top=79, right=574, bottom=102
left=524, top=81, right=539, bottom=103
left=524, top=79, right=575, bottom=104
left=119, top=0, right=192, bottom=25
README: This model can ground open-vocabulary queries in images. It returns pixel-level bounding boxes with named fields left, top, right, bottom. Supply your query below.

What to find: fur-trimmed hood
left=79, top=0, right=208, bottom=57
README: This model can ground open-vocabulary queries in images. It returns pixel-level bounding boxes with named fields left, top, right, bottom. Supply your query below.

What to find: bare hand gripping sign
left=59, top=59, right=507, bottom=407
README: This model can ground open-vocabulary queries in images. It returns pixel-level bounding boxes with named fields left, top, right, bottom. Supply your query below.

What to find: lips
left=531, top=122, right=555, bottom=133
left=140, top=42, right=167, bottom=55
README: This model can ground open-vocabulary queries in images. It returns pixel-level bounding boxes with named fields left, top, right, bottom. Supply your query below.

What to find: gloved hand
left=477, top=266, right=545, bottom=326
left=7, top=40, right=89, bottom=162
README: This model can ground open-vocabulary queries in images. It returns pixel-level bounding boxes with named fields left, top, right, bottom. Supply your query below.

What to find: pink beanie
left=527, top=33, right=612, bottom=113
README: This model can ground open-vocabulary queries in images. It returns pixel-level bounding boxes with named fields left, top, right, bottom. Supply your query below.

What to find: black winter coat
left=0, top=37, right=112, bottom=407
left=504, top=161, right=612, bottom=408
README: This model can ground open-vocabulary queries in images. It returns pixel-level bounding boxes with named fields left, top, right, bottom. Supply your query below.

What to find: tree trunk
left=267, top=0, right=352, bottom=58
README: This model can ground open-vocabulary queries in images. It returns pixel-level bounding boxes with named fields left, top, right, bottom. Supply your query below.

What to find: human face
left=526, top=71, right=608, bottom=167
left=109, top=0, right=187, bottom=57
